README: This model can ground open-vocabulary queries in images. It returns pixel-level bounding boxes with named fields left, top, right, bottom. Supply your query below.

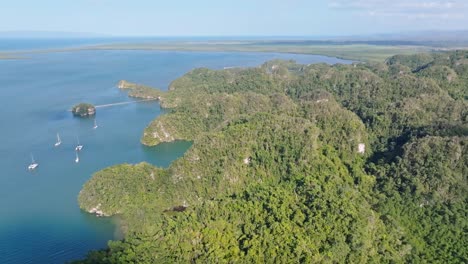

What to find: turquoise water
left=0, top=48, right=351, bottom=264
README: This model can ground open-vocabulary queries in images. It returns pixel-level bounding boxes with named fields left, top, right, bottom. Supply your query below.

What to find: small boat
left=75, top=151, right=80, bottom=163
left=54, top=133, right=62, bottom=147
left=75, top=136, right=83, bottom=151
left=28, top=154, right=39, bottom=170
left=93, top=119, right=98, bottom=129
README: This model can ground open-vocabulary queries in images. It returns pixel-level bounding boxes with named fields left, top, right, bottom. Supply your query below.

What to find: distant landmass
left=1, top=30, right=467, bottom=43
left=244, top=30, right=468, bottom=47
left=347, top=30, right=468, bottom=42
left=0, top=31, right=110, bottom=39
left=1, top=30, right=468, bottom=62
left=327, top=30, right=468, bottom=46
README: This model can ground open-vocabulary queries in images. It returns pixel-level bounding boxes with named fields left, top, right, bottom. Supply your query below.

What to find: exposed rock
left=358, top=143, right=366, bottom=154
left=88, top=203, right=108, bottom=217
left=144, top=120, right=175, bottom=145
left=315, top=99, right=329, bottom=103
left=117, top=80, right=131, bottom=89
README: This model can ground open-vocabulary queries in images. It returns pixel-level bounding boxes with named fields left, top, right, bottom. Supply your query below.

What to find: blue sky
left=1, top=0, right=467, bottom=36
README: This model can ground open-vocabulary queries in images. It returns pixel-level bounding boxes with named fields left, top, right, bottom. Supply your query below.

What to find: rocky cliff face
left=117, top=80, right=132, bottom=89
left=141, top=119, right=177, bottom=146
left=72, top=103, right=96, bottom=117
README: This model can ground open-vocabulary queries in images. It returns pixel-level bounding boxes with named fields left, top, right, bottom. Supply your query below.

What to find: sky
left=1, top=0, right=468, bottom=36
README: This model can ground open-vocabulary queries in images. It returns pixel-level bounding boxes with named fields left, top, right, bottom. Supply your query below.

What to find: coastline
left=75, top=50, right=468, bottom=263
left=0, top=41, right=442, bottom=62
left=2, top=48, right=358, bottom=264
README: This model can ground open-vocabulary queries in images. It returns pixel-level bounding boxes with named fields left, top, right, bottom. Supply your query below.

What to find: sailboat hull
left=28, top=163, right=38, bottom=170
left=28, top=154, right=38, bottom=170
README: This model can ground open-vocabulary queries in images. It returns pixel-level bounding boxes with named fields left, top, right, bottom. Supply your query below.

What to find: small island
left=71, top=103, right=96, bottom=117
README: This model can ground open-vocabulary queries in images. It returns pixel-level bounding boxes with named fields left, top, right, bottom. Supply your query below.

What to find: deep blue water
left=0, top=42, right=351, bottom=264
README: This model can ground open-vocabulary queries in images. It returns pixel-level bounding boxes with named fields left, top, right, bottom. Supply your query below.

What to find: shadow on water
left=142, top=140, right=193, bottom=168
left=79, top=212, right=124, bottom=242
left=49, top=110, right=70, bottom=121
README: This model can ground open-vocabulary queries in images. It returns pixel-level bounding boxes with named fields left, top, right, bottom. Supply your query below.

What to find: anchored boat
left=54, top=133, right=61, bottom=147
left=28, top=154, right=39, bottom=170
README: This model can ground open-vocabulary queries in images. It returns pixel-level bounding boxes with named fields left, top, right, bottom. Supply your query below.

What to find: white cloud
left=329, top=0, right=465, bottom=9
left=329, top=0, right=467, bottom=19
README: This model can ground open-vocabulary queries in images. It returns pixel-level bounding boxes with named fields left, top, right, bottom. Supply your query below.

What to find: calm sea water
left=0, top=45, right=351, bottom=264
left=0, top=36, right=330, bottom=51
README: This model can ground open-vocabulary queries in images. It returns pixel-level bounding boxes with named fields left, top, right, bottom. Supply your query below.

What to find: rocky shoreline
left=117, top=80, right=164, bottom=100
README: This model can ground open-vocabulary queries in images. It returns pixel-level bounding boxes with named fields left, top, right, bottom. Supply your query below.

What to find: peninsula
left=77, top=51, right=467, bottom=263
left=117, top=80, right=163, bottom=100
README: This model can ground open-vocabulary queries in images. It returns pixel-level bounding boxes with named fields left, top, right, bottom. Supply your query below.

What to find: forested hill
left=76, top=51, right=467, bottom=263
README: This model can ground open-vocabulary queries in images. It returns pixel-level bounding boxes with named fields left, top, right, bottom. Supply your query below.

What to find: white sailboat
left=75, top=151, right=80, bottom=163
left=54, top=133, right=62, bottom=147
left=75, top=136, right=83, bottom=151
left=28, top=153, right=39, bottom=170
left=93, top=119, right=98, bottom=129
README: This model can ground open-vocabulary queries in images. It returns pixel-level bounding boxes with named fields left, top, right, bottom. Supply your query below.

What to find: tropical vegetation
left=75, top=51, right=467, bottom=263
